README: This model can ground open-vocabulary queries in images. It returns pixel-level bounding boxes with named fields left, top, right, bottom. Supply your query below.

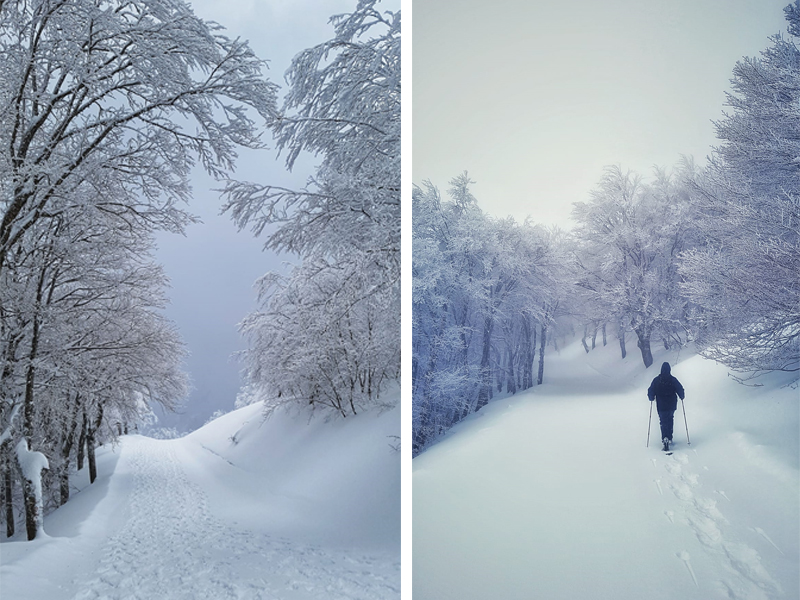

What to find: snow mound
left=183, top=396, right=401, bottom=550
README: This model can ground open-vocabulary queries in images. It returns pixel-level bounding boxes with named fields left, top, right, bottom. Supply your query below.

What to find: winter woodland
left=226, top=1, right=400, bottom=418
left=0, top=0, right=400, bottom=543
left=413, top=3, right=800, bottom=455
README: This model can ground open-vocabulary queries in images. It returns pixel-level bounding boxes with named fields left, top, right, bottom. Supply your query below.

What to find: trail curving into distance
left=69, top=436, right=399, bottom=600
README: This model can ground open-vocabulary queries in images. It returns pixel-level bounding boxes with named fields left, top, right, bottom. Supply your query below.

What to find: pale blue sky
left=413, top=0, right=789, bottom=226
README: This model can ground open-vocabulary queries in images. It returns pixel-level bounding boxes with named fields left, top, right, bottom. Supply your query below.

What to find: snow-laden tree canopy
left=679, top=1, right=800, bottom=374
left=0, top=0, right=277, bottom=540
left=228, top=0, right=401, bottom=417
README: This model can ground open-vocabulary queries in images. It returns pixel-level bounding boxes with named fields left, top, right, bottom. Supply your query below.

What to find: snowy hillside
left=0, top=400, right=400, bottom=599
left=413, top=341, right=798, bottom=600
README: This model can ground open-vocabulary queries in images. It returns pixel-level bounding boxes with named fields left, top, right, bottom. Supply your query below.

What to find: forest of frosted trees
left=412, top=2, right=800, bottom=456
left=0, top=0, right=278, bottom=540
left=227, top=0, right=401, bottom=419
left=0, top=0, right=399, bottom=541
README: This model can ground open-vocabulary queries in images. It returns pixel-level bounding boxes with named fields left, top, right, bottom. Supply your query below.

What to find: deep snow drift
left=413, top=340, right=799, bottom=600
left=0, top=399, right=400, bottom=599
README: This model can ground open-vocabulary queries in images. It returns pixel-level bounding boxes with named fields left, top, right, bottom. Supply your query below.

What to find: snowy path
left=69, top=436, right=399, bottom=600
left=413, top=342, right=799, bottom=600
left=1, top=431, right=399, bottom=600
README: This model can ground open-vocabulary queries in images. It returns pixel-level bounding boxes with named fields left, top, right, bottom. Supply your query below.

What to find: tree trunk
left=3, top=451, right=14, bottom=538
left=591, top=326, right=597, bottom=350
left=59, top=397, right=81, bottom=506
left=87, top=403, right=104, bottom=484
left=521, top=317, right=532, bottom=390
left=506, top=346, right=516, bottom=395
left=602, top=323, right=607, bottom=346
left=77, top=412, right=87, bottom=471
left=531, top=327, right=537, bottom=385
left=60, top=430, right=76, bottom=506
left=581, top=326, right=590, bottom=353
left=537, top=323, right=547, bottom=385
left=475, top=315, right=494, bottom=411
left=619, top=324, right=627, bottom=359
left=87, top=428, right=97, bottom=484
left=16, top=440, right=47, bottom=541
left=23, top=319, right=41, bottom=440
left=636, top=328, right=654, bottom=368
left=21, top=475, right=39, bottom=541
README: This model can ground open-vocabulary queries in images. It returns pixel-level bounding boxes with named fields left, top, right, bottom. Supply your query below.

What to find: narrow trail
left=70, top=436, right=399, bottom=600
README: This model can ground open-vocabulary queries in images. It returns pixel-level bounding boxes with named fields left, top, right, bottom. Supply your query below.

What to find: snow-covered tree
left=227, top=0, right=401, bottom=417
left=412, top=175, right=568, bottom=455
left=572, top=165, right=698, bottom=368
left=679, top=2, right=800, bottom=374
left=0, top=0, right=272, bottom=539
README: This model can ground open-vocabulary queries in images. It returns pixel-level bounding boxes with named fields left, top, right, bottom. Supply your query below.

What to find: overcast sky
left=153, top=0, right=360, bottom=432
left=413, top=0, right=789, bottom=227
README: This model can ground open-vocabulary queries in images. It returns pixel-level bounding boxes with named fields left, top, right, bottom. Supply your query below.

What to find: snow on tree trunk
left=16, top=439, right=48, bottom=540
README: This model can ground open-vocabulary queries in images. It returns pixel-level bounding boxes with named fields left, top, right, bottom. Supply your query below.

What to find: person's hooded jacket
left=647, top=362, right=685, bottom=412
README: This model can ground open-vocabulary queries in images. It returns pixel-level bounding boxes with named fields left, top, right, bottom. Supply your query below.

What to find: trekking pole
left=646, top=400, right=653, bottom=447
left=681, top=398, right=690, bottom=445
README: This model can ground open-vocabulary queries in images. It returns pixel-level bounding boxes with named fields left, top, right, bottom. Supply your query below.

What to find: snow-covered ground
left=413, top=340, right=799, bottom=600
left=0, top=400, right=400, bottom=599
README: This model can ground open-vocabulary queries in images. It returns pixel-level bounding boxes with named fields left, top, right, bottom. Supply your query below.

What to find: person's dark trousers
left=658, top=410, right=675, bottom=441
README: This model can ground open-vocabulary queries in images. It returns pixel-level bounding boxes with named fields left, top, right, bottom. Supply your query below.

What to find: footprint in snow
left=671, top=453, right=689, bottom=465
left=751, top=527, right=784, bottom=555
left=677, top=551, right=699, bottom=587
left=693, top=497, right=726, bottom=521
left=667, top=480, right=693, bottom=501
left=687, top=513, right=724, bottom=548
left=723, top=542, right=782, bottom=595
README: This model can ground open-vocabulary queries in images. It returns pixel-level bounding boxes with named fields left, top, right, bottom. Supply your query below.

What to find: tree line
left=227, top=1, right=401, bottom=419
left=0, top=0, right=276, bottom=540
left=412, top=2, right=799, bottom=455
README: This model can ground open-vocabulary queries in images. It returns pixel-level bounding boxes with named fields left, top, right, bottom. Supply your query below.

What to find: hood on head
left=661, top=362, right=671, bottom=376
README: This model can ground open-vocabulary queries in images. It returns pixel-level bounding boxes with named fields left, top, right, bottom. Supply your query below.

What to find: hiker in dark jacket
left=648, top=362, right=685, bottom=451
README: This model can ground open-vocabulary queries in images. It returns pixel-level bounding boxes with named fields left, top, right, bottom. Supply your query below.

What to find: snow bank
left=182, top=395, right=401, bottom=550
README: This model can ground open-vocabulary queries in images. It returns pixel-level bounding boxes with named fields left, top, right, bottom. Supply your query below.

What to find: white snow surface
left=414, top=341, right=799, bottom=600
left=0, top=399, right=400, bottom=599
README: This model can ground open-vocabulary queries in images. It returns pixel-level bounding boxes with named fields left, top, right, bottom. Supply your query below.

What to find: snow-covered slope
left=0, top=399, right=400, bottom=599
left=413, top=341, right=798, bottom=600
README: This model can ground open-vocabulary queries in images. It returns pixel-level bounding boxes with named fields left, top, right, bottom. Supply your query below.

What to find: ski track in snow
left=655, top=448, right=783, bottom=600
left=70, top=439, right=399, bottom=600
